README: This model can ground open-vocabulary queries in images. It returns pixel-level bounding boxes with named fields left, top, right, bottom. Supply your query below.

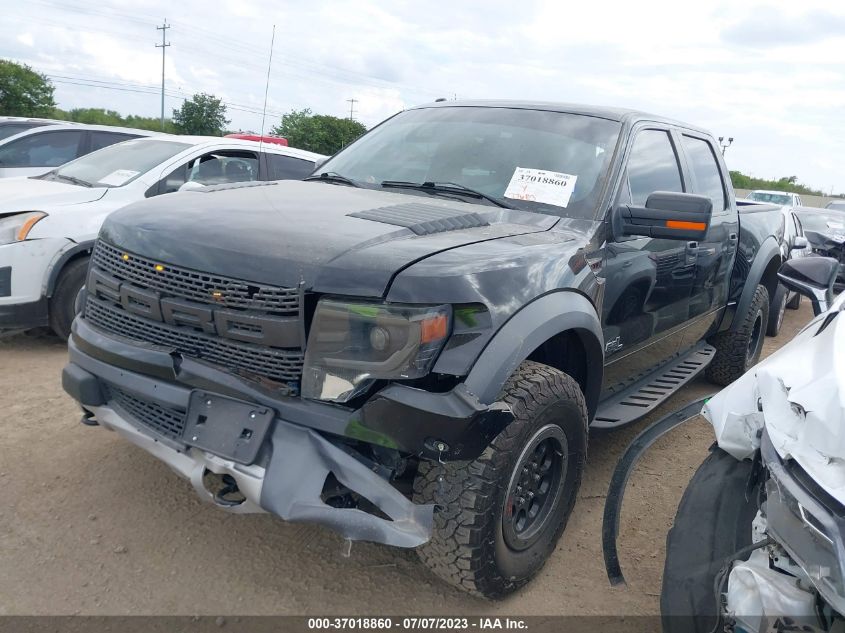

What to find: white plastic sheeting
left=703, top=292, right=845, bottom=506
left=727, top=549, right=819, bottom=631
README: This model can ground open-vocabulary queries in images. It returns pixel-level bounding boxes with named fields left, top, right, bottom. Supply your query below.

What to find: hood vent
left=348, top=203, right=489, bottom=236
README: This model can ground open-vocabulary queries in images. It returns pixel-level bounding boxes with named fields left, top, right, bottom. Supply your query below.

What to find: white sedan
left=0, top=135, right=323, bottom=338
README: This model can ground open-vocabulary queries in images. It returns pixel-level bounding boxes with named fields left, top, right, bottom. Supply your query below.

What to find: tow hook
left=204, top=471, right=246, bottom=507
left=80, top=410, right=98, bottom=426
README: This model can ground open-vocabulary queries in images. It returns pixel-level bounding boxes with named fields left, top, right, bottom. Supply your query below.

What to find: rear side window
left=625, top=130, right=683, bottom=206
left=681, top=135, right=726, bottom=212
left=0, top=130, right=85, bottom=167
left=89, top=131, right=139, bottom=152
left=267, top=153, right=315, bottom=180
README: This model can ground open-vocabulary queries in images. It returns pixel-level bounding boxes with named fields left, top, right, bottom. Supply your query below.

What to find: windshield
left=825, top=201, right=845, bottom=212
left=320, top=106, right=622, bottom=219
left=748, top=192, right=792, bottom=205
left=797, top=212, right=845, bottom=233
left=50, top=139, right=190, bottom=187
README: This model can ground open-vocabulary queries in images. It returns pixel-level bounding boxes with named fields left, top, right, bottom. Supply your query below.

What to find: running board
left=592, top=344, right=716, bottom=430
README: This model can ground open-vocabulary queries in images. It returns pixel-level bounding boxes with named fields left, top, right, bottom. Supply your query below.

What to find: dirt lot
left=0, top=303, right=812, bottom=616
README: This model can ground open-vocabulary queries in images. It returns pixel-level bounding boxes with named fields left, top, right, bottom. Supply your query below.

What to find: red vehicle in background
left=225, top=133, right=288, bottom=146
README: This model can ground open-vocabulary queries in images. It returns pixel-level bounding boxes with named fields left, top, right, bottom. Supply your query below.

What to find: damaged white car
left=602, top=255, right=845, bottom=632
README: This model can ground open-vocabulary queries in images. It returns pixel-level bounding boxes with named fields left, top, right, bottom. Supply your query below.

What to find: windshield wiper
left=380, top=180, right=513, bottom=209
left=52, top=173, right=92, bottom=188
left=304, top=171, right=360, bottom=188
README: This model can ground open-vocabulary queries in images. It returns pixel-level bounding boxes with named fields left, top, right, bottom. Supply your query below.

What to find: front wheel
left=413, top=361, right=588, bottom=599
left=661, top=447, right=762, bottom=633
left=49, top=257, right=89, bottom=341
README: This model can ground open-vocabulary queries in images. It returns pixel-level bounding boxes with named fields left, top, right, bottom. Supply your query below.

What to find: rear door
left=676, top=131, right=738, bottom=346
left=263, top=152, right=317, bottom=180
left=600, top=126, right=696, bottom=392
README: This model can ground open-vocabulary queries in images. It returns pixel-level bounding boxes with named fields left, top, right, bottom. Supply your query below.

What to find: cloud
left=16, top=32, right=34, bottom=47
left=721, top=8, right=845, bottom=48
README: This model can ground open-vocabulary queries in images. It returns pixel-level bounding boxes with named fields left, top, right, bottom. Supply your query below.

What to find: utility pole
left=346, top=98, right=358, bottom=120
left=156, top=20, right=171, bottom=130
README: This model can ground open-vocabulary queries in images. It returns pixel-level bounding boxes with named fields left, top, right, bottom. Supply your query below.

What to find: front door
left=600, top=128, right=696, bottom=395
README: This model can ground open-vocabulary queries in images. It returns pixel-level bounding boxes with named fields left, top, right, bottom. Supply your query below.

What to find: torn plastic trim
left=602, top=396, right=714, bottom=586
left=260, top=420, right=434, bottom=548
left=86, top=399, right=434, bottom=547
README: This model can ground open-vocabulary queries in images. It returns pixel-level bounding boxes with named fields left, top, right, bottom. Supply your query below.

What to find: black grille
left=93, top=240, right=300, bottom=313
left=0, top=266, right=10, bottom=298
left=86, top=297, right=304, bottom=383
left=106, top=384, right=186, bottom=440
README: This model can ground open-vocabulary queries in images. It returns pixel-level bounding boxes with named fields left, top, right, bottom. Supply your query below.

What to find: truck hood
left=101, top=180, right=559, bottom=297
left=0, top=176, right=107, bottom=214
left=704, top=292, right=845, bottom=506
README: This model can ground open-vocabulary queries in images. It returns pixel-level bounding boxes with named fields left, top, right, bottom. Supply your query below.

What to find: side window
left=89, top=132, right=138, bottom=152
left=680, top=135, right=726, bottom=213
left=625, top=130, right=683, bottom=206
left=266, top=153, right=315, bottom=180
left=0, top=130, right=85, bottom=167
left=158, top=150, right=259, bottom=195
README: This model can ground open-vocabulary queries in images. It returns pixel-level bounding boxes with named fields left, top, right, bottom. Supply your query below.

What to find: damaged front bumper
left=63, top=318, right=513, bottom=546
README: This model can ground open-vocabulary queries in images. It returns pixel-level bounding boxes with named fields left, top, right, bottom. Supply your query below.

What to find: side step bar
left=592, top=343, right=716, bottom=430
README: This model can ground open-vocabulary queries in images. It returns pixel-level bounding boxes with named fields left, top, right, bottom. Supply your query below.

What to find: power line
left=155, top=20, right=171, bottom=130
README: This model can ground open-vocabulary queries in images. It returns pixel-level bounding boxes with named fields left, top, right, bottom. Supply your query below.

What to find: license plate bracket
left=183, top=391, right=274, bottom=465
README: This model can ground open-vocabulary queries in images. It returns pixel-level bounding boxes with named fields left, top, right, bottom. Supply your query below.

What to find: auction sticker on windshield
left=98, top=169, right=140, bottom=187
left=504, top=167, right=577, bottom=208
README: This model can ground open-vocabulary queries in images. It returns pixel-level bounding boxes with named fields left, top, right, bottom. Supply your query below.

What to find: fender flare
left=463, top=291, right=604, bottom=419
left=731, top=236, right=780, bottom=332
left=45, top=240, right=94, bottom=298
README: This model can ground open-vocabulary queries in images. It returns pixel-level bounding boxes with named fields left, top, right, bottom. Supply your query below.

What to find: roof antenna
left=259, top=24, right=276, bottom=154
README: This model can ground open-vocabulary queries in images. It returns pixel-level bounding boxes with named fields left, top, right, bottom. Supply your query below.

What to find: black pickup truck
left=62, top=101, right=785, bottom=598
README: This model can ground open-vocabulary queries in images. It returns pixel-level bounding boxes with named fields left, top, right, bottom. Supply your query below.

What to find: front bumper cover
left=62, top=317, right=513, bottom=546
left=67, top=353, right=434, bottom=547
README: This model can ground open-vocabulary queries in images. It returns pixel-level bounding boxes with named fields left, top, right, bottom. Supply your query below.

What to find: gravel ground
left=0, top=302, right=812, bottom=616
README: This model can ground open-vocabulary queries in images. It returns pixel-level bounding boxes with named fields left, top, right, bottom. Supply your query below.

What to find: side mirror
left=792, top=235, right=808, bottom=250
left=616, top=192, right=713, bottom=241
left=178, top=181, right=206, bottom=192
left=777, top=256, right=838, bottom=316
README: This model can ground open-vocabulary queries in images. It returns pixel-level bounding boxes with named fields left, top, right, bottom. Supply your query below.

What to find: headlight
left=302, top=299, right=451, bottom=403
left=0, top=212, right=48, bottom=245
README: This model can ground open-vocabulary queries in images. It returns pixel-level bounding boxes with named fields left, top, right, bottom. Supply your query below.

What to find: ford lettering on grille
left=87, top=267, right=301, bottom=348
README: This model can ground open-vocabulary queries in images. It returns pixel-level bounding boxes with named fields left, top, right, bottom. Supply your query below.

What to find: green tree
left=172, top=93, right=229, bottom=136
left=729, top=170, right=824, bottom=196
left=272, top=108, right=367, bottom=155
left=0, top=59, right=56, bottom=116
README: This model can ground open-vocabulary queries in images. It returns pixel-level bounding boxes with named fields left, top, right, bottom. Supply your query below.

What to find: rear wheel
left=413, top=361, right=588, bottom=599
left=705, top=285, right=768, bottom=386
left=48, top=257, right=89, bottom=341
left=765, top=284, right=788, bottom=337
left=661, top=447, right=762, bottom=633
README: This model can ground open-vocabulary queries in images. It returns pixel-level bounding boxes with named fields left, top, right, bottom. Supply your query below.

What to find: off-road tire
left=765, top=283, right=787, bottom=337
left=661, top=447, right=762, bottom=633
left=705, top=284, right=769, bottom=386
left=48, top=257, right=89, bottom=341
left=786, top=290, right=801, bottom=310
left=413, top=361, right=588, bottom=599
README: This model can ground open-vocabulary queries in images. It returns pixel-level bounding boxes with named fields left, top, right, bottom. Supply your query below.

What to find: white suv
left=0, top=121, right=158, bottom=178
left=0, top=135, right=323, bottom=338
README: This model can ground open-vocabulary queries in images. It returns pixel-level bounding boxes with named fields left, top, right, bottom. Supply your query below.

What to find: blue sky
left=4, top=0, right=845, bottom=192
